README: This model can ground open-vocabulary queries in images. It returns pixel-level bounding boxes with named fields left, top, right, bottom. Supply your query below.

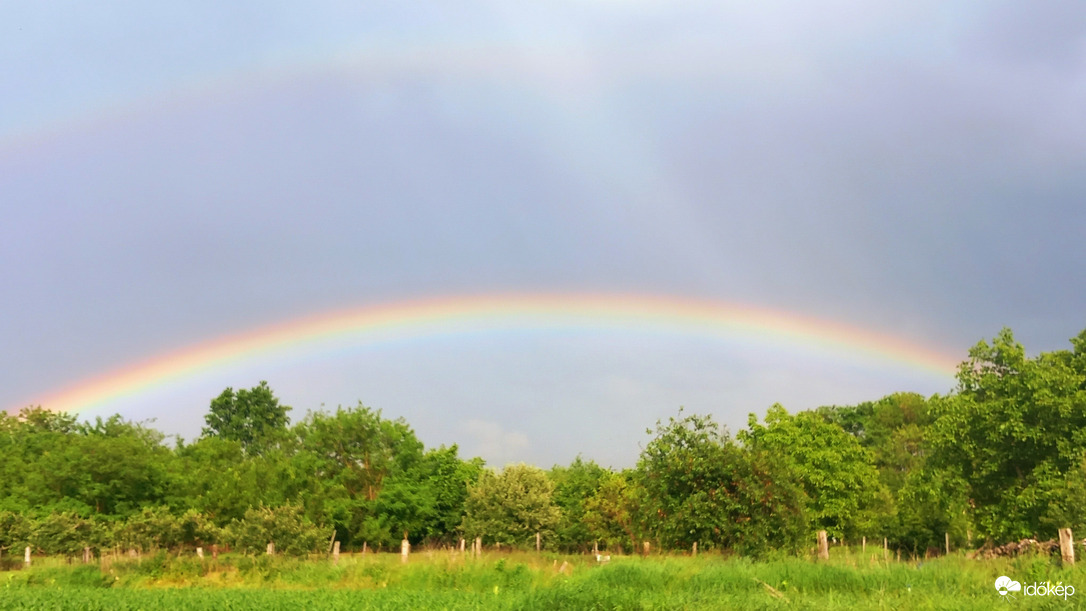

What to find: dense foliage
left=2, top=327, right=1085, bottom=558
left=635, top=411, right=807, bottom=557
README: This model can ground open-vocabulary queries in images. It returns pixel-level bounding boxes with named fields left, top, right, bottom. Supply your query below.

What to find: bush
left=224, top=505, right=325, bottom=556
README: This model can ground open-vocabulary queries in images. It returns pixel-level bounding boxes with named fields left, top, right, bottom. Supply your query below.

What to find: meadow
left=3, top=548, right=1083, bottom=610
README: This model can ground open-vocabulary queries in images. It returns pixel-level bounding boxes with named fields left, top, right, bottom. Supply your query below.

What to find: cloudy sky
left=2, top=1, right=1084, bottom=468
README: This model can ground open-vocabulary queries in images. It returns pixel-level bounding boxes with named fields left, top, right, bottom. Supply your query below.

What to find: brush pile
left=970, top=538, right=1058, bottom=559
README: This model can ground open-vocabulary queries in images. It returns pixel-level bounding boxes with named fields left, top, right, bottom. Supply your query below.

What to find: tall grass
left=3, top=548, right=1084, bottom=610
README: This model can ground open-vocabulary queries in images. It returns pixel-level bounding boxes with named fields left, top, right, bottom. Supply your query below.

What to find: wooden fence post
left=817, top=531, right=829, bottom=560
left=1060, top=528, right=1075, bottom=565
left=593, top=541, right=598, bottom=555
left=212, top=544, right=218, bottom=560
left=643, top=541, right=650, bottom=556
left=459, top=538, right=465, bottom=555
left=692, top=541, right=698, bottom=556
left=401, top=538, right=410, bottom=564
left=266, top=542, right=275, bottom=556
left=362, top=541, right=368, bottom=555
left=197, top=547, right=204, bottom=560
left=333, top=541, right=340, bottom=566
left=536, top=532, right=541, bottom=552
left=475, top=537, right=481, bottom=558
left=945, top=532, right=950, bottom=556
left=25, top=546, right=31, bottom=567
left=862, top=536, right=866, bottom=554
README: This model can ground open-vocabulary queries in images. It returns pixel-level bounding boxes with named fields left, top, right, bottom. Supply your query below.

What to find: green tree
left=76, top=416, right=173, bottom=515
left=413, top=446, right=484, bottom=545
left=202, top=381, right=291, bottom=455
left=294, top=404, right=426, bottom=548
left=583, top=470, right=641, bottom=553
left=0, top=510, right=31, bottom=555
left=462, top=464, right=561, bottom=548
left=549, top=457, right=609, bottom=552
left=171, top=436, right=261, bottom=525
left=0, top=411, right=173, bottom=518
left=818, top=392, right=931, bottom=494
left=892, top=465, right=971, bottom=553
left=741, top=404, right=888, bottom=541
left=115, top=506, right=183, bottom=552
left=224, top=505, right=325, bottom=556
left=928, top=328, right=1086, bottom=543
left=819, top=393, right=963, bottom=551
left=31, top=512, right=96, bottom=558
left=637, top=410, right=807, bottom=556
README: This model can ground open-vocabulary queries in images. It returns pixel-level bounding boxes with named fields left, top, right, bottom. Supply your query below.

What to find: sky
left=2, top=1, right=1084, bottom=468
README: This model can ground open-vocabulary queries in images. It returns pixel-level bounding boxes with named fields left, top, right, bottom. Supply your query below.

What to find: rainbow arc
left=7, top=293, right=960, bottom=416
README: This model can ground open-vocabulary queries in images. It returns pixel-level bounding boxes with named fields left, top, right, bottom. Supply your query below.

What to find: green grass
left=2, top=549, right=1084, bottom=609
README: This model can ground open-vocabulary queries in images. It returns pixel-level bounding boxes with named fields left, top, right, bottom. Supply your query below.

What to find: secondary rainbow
left=8, top=293, right=961, bottom=416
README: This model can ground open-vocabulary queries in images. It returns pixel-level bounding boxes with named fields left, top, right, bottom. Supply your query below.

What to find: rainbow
left=0, top=39, right=613, bottom=158
left=7, top=293, right=960, bottom=416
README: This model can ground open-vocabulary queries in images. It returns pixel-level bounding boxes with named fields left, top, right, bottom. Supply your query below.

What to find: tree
left=740, top=404, right=888, bottom=541
left=637, top=410, right=807, bottom=556
left=0, top=510, right=31, bottom=555
left=819, top=393, right=958, bottom=551
left=224, top=505, right=324, bottom=556
left=202, top=381, right=290, bottom=455
left=549, top=457, right=609, bottom=552
left=462, top=464, right=560, bottom=548
left=892, top=465, right=971, bottom=553
left=294, top=403, right=426, bottom=548
left=115, top=506, right=183, bottom=552
left=171, top=436, right=265, bottom=525
left=818, top=392, right=931, bottom=493
left=413, top=445, right=484, bottom=545
left=31, top=512, right=96, bottom=558
left=76, top=416, right=174, bottom=515
left=928, top=328, right=1086, bottom=543
left=583, top=470, right=641, bottom=553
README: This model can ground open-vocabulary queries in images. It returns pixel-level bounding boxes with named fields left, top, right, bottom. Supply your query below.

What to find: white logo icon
left=995, top=576, right=1021, bottom=600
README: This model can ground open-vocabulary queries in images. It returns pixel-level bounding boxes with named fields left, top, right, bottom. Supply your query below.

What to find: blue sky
left=3, top=1, right=1084, bottom=467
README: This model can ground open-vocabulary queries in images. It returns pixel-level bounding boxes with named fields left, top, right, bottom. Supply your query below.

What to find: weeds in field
left=2, top=548, right=1083, bottom=610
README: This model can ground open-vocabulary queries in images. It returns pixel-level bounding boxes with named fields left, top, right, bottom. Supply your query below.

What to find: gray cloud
left=3, top=2, right=1084, bottom=465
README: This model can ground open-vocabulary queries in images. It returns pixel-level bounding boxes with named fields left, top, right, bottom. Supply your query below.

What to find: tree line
left=1, top=327, right=1084, bottom=560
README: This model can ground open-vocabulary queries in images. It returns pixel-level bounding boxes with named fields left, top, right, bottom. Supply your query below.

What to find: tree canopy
left=202, top=381, right=291, bottom=455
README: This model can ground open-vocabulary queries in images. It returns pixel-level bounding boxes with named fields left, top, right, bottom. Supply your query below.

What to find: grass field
left=2, top=548, right=1083, bottom=610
